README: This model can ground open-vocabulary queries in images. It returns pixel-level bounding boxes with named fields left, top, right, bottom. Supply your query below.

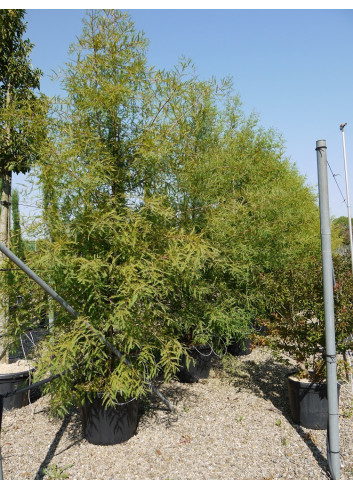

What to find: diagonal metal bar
left=0, top=240, right=174, bottom=412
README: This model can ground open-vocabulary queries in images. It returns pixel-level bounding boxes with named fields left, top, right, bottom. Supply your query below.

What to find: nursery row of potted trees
left=1, top=249, right=353, bottom=441
left=256, top=252, right=353, bottom=429
left=2, top=250, right=353, bottom=440
left=1, top=9, right=352, bottom=448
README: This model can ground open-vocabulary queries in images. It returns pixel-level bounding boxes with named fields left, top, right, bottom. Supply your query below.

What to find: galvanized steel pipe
left=316, top=139, right=340, bottom=480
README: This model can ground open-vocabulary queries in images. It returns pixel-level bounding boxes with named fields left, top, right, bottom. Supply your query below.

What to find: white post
left=340, top=123, right=353, bottom=271
left=340, top=123, right=353, bottom=393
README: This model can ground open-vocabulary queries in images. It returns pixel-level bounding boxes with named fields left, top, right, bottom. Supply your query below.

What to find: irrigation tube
left=316, top=140, right=341, bottom=480
left=0, top=240, right=174, bottom=413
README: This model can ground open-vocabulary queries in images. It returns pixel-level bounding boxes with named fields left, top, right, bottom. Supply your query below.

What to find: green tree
left=333, top=216, right=352, bottom=248
left=0, top=9, right=47, bottom=362
left=170, top=99, right=325, bottom=346
left=257, top=252, right=353, bottom=381
left=13, top=9, right=331, bottom=414
left=18, top=9, right=229, bottom=413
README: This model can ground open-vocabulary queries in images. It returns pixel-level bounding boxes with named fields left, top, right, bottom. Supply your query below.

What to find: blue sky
left=13, top=6, right=353, bottom=219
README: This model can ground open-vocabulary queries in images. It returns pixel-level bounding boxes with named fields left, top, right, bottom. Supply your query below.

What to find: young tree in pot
left=23, top=9, right=259, bottom=393
left=9, top=10, right=238, bottom=435
left=258, top=252, right=353, bottom=429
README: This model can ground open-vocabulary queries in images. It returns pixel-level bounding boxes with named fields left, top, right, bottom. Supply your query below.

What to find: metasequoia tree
left=0, top=9, right=46, bottom=362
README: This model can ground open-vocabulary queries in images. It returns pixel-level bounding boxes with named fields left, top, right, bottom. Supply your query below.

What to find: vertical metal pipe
left=340, top=124, right=353, bottom=272
left=316, top=140, right=340, bottom=480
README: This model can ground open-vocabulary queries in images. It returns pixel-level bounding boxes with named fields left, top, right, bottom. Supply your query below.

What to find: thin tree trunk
left=0, top=86, right=12, bottom=363
left=0, top=169, right=12, bottom=363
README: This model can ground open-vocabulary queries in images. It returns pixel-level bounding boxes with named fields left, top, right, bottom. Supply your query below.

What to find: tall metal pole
left=340, top=123, right=353, bottom=272
left=316, top=140, right=340, bottom=480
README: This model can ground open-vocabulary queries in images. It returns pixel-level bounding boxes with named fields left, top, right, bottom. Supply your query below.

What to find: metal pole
left=340, top=123, right=353, bottom=272
left=316, top=140, right=340, bottom=480
left=339, top=124, right=353, bottom=393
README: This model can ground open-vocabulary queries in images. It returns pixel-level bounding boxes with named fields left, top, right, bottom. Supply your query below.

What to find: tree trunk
left=0, top=85, right=12, bottom=363
left=0, top=169, right=12, bottom=363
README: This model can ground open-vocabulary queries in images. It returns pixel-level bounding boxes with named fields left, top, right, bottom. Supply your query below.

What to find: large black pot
left=0, top=369, right=32, bottom=410
left=177, top=345, right=213, bottom=383
left=227, top=336, right=253, bottom=356
left=286, top=373, right=341, bottom=430
left=80, top=394, right=138, bottom=445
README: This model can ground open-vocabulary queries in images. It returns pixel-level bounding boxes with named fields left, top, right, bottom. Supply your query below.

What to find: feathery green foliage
left=4, top=9, right=326, bottom=412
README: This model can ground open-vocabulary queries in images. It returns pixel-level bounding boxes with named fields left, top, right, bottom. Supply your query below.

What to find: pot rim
left=186, top=344, right=213, bottom=356
left=81, top=391, right=138, bottom=406
left=286, top=371, right=341, bottom=387
left=0, top=367, right=35, bottom=380
left=286, top=371, right=325, bottom=385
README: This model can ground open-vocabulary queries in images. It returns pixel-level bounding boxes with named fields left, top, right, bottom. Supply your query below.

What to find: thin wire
left=327, top=160, right=347, bottom=205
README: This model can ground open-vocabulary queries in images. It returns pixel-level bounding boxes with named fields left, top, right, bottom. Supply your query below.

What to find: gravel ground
left=1, top=347, right=352, bottom=480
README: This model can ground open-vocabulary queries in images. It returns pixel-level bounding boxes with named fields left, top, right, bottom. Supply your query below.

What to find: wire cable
left=327, top=160, right=347, bottom=205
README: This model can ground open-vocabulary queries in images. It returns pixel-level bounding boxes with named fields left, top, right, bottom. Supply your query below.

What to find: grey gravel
left=1, top=347, right=352, bottom=480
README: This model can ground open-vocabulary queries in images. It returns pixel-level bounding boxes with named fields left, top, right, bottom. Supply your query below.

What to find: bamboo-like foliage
left=3, top=9, right=328, bottom=413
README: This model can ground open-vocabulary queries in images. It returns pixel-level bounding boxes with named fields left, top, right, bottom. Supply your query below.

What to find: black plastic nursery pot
left=286, top=373, right=341, bottom=430
left=177, top=345, right=214, bottom=383
left=227, top=336, right=253, bottom=356
left=80, top=394, right=139, bottom=445
left=0, top=369, right=33, bottom=410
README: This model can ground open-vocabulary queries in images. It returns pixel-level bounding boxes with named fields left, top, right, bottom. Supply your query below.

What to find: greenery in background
left=0, top=9, right=47, bottom=175
left=257, top=252, right=353, bottom=381
left=0, top=9, right=47, bottom=362
left=11, top=188, right=24, bottom=259
left=333, top=216, right=353, bottom=248
left=1, top=9, right=337, bottom=413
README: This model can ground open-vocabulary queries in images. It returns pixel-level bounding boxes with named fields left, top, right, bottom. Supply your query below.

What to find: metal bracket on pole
left=316, top=139, right=341, bottom=480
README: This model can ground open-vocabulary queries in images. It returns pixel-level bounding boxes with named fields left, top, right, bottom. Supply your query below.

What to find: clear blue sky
left=14, top=6, right=353, bottom=219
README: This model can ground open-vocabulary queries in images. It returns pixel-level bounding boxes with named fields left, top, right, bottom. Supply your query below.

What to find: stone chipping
left=1, top=347, right=352, bottom=480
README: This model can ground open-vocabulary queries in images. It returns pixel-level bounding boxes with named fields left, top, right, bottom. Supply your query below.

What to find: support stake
left=316, top=139, right=340, bottom=480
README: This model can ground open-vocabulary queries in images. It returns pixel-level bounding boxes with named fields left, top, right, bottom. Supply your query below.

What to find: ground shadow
left=138, top=379, right=199, bottom=429
left=34, top=379, right=195, bottom=479
left=223, top=352, right=331, bottom=478
left=34, top=409, right=83, bottom=480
